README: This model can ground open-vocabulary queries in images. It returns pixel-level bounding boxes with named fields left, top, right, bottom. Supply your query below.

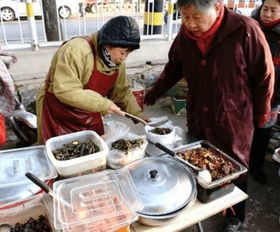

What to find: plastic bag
left=104, top=120, right=148, bottom=169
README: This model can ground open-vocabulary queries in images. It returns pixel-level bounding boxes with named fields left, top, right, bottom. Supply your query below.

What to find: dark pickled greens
left=53, top=140, right=100, bottom=160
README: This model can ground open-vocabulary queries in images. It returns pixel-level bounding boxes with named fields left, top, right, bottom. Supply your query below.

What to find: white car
left=0, top=0, right=80, bottom=21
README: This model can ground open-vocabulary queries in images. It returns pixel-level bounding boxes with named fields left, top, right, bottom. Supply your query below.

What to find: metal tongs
left=123, top=112, right=169, bottom=127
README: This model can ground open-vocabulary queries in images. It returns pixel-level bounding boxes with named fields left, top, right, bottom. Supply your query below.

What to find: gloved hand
left=144, top=89, right=157, bottom=105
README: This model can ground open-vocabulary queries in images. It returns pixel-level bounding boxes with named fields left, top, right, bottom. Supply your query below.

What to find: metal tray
left=273, top=147, right=280, bottom=164
left=173, top=140, right=248, bottom=189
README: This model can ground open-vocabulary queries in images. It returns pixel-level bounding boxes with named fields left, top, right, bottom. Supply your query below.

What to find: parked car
left=84, top=0, right=109, bottom=13
left=0, top=0, right=80, bottom=21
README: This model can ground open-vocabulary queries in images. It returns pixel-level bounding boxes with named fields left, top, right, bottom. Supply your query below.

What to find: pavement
left=8, top=39, right=173, bottom=84
left=3, top=39, right=280, bottom=232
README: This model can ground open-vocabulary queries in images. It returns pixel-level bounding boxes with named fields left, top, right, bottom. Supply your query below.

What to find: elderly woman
left=37, top=16, right=147, bottom=144
left=145, top=0, right=274, bottom=231
left=249, top=0, right=280, bottom=184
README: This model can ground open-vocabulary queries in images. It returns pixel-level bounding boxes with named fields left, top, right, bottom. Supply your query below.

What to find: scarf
left=99, top=46, right=117, bottom=68
left=184, top=6, right=225, bottom=55
left=261, top=18, right=280, bottom=28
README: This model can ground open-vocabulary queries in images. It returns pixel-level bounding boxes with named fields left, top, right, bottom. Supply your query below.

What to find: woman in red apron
left=37, top=16, right=146, bottom=143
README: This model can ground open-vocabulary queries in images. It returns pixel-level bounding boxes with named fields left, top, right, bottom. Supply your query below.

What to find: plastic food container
left=145, top=124, right=175, bottom=145
left=51, top=169, right=143, bottom=232
left=46, top=130, right=109, bottom=177
left=0, top=146, right=57, bottom=209
left=107, top=134, right=148, bottom=169
left=0, top=197, right=54, bottom=231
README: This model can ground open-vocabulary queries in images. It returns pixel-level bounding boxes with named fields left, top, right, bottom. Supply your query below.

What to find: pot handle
left=25, top=172, right=50, bottom=193
left=155, top=142, right=175, bottom=157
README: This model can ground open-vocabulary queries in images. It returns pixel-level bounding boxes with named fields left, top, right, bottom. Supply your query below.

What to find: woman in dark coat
left=249, top=0, right=280, bottom=184
left=145, top=0, right=274, bottom=231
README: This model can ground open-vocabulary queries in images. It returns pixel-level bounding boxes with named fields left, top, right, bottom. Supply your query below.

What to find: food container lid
left=0, top=146, right=57, bottom=188
left=125, top=156, right=196, bottom=216
left=53, top=169, right=143, bottom=230
left=0, top=180, right=53, bottom=209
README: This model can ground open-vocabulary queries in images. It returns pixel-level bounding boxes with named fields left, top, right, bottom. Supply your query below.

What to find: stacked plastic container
left=0, top=145, right=57, bottom=209
left=43, top=169, right=143, bottom=232
left=46, top=130, right=109, bottom=178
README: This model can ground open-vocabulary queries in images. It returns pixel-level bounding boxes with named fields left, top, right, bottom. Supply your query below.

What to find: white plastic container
left=46, top=130, right=109, bottom=177
left=50, top=169, right=143, bottom=232
left=145, top=124, right=175, bottom=145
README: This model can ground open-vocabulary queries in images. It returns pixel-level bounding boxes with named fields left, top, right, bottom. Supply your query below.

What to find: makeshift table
left=131, top=186, right=248, bottom=232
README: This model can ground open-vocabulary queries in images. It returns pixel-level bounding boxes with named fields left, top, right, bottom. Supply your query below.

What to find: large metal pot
left=125, top=156, right=197, bottom=226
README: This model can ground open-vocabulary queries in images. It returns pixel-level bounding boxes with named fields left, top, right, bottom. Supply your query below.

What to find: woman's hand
left=142, top=115, right=151, bottom=123
left=107, top=103, right=125, bottom=116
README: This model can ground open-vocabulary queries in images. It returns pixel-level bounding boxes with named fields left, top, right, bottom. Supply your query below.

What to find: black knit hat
left=98, top=16, right=140, bottom=49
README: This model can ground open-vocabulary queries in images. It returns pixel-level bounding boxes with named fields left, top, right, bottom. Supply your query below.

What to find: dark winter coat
left=252, top=7, right=280, bottom=108
left=146, top=7, right=274, bottom=166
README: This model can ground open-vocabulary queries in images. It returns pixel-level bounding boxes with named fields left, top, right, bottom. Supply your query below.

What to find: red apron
left=41, top=37, right=119, bottom=143
left=0, top=114, right=6, bottom=146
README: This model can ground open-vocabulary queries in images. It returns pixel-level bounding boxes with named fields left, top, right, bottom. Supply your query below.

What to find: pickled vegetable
left=150, top=127, right=172, bottom=135
left=53, top=140, right=100, bottom=161
left=111, top=139, right=144, bottom=152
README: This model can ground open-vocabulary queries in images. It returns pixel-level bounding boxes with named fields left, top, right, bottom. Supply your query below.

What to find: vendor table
left=131, top=186, right=248, bottom=232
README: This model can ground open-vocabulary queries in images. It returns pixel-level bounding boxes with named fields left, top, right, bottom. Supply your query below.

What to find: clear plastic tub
left=0, top=196, right=55, bottom=231
left=45, top=130, right=109, bottom=177
left=107, top=134, right=148, bottom=169
left=51, top=169, right=143, bottom=232
left=43, top=194, right=131, bottom=232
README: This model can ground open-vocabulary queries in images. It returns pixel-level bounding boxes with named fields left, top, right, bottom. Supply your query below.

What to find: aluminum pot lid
left=125, top=156, right=196, bottom=215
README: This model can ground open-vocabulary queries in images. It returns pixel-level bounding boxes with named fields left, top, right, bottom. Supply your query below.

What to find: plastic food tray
left=173, top=140, right=248, bottom=189
left=51, top=169, right=143, bottom=232
left=46, top=130, right=109, bottom=177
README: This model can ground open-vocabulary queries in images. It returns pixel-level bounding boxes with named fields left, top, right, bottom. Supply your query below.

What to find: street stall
left=0, top=118, right=249, bottom=232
